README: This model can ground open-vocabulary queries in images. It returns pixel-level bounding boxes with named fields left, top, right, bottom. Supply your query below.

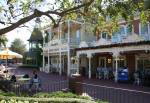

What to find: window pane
left=144, top=59, right=150, bottom=69
left=141, top=23, right=148, bottom=35
left=120, top=26, right=125, bottom=35
left=126, top=24, right=132, bottom=34
left=101, top=32, right=108, bottom=39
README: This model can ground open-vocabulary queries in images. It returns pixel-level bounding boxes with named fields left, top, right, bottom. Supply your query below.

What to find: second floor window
left=126, top=24, right=132, bottom=35
left=101, top=31, right=109, bottom=39
left=140, top=23, right=149, bottom=35
left=119, top=26, right=126, bottom=36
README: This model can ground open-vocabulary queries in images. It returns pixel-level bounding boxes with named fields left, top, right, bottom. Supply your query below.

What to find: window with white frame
left=119, top=26, right=126, bottom=35
left=101, top=31, right=109, bottom=39
left=140, top=23, right=149, bottom=35
left=76, top=30, right=80, bottom=43
left=114, top=56, right=126, bottom=69
left=139, top=22, right=150, bottom=40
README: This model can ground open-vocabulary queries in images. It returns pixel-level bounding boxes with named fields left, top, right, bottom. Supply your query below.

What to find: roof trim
left=75, top=41, right=150, bottom=51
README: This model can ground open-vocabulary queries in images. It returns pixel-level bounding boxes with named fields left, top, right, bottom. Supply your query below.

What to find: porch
left=76, top=41, right=150, bottom=84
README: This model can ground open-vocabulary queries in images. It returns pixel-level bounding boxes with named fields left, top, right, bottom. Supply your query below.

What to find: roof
left=28, top=28, right=43, bottom=42
left=76, top=41, right=150, bottom=51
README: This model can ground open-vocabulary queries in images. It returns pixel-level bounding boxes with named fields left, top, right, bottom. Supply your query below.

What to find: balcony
left=43, top=38, right=80, bottom=49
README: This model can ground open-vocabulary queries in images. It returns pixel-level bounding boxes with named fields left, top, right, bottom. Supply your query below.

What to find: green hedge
left=33, top=91, right=89, bottom=100
left=0, top=90, right=16, bottom=96
left=0, top=91, right=108, bottom=103
left=0, top=96, right=97, bottom=103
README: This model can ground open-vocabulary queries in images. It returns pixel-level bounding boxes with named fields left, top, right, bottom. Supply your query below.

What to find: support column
left=59, top=23, right=62, bottom=75
left=43, top=53, right=45, bottom=72
left=67, top=20, right=71, bottom=76
left=48, top=49, right=50, bottom=73
left=59, top=48, right=62, bottom=75
left=113, top=52, right=119, bottom=82
left=76, top=55, right=80, bottom=74
left=87, top=54, right=92, bottom=79
left=114, top=56, right=118, bottom=82
left=42, top=30, right=46, bottom=72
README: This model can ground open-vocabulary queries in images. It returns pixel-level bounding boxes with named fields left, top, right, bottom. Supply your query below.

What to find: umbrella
left=0, top=48, right=23, bottom=66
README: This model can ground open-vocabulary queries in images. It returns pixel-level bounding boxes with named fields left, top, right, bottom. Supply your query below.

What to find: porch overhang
left=76, top=41, right=150, bottom=57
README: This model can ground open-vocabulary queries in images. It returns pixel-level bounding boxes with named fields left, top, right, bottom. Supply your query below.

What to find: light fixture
left=108, top=58, right=112, bottom=63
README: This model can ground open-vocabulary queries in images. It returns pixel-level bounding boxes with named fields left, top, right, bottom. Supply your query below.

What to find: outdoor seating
left=96, top=67, right=112, bottom=80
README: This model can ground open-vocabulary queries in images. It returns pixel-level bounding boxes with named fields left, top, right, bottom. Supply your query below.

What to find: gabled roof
left=28, top=28, right=43, bottom=42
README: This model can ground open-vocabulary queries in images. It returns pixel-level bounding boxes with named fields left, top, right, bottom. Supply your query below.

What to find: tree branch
left=0, top=0, right=94, bottom=35
left=0, top=9, right=60, bottom=35
left=60, top=0, right=94, bottom=16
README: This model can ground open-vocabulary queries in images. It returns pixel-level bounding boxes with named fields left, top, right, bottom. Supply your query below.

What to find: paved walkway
left=7, top=66, right=150, bottom=103
left=8, top=66, right=150, bottom=93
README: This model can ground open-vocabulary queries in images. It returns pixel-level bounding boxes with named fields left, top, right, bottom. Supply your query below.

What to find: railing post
left=69, top=74, right=82, bottom=95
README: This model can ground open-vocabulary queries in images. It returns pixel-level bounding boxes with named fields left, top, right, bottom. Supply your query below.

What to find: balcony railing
left=44, top=38, right=80, bottom=48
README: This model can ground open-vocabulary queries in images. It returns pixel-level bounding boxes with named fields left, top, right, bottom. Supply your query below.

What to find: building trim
left=76, top=41, right=150, bottom=51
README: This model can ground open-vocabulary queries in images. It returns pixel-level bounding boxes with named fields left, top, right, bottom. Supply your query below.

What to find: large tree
left=0, top=0, right=149, bottom=35
left=10, top=38, right=26, bottom=55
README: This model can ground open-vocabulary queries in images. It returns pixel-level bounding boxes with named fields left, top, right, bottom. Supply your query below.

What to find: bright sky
left=5, top=26, right=32, bottom=49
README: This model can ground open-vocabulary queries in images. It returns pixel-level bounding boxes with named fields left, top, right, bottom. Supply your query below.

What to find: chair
left=134, top=72, right=140, bottom=85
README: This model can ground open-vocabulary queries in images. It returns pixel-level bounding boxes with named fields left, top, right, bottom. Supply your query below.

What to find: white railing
left=44, top=38, right=80, bottom=48
left=141, top=34, right=150, bottom=41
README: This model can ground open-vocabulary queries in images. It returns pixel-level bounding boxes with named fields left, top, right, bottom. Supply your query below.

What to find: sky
left=5, top=27, right=32, bottom=49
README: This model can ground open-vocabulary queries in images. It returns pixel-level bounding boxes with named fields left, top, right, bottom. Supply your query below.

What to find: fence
left=11, top=80, right=69, bottom=96
left=78, top=82, right=150, bottom=103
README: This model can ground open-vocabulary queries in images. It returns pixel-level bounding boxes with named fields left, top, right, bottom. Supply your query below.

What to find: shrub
left=0, top=90, right=16, bottom=96
left=0, top=97, right=96, bottom=103
left=33, top=91, right=90, bottom=100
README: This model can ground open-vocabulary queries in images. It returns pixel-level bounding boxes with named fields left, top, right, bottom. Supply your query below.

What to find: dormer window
left=101, top=31, right=108, bottom=39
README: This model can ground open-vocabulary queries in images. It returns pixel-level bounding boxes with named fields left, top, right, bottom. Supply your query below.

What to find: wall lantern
left=108, top=58, right=112, bottom=63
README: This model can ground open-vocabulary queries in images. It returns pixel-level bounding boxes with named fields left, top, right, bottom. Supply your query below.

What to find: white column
left=48, top=49, right=50, bottom=73
left=59, top=48, right=62, bottom=75
left=115, top=56, right=118, bottom=82
left=42, top=53, right=45, bottom=72
left=113, top=52, right=119, bottom=82
left=76, top=55, right=80, bottom=74
left=87, top=54, right=92, bottom=79
left=59, top=23, right=62, bottom=75
left=148, top=22, right=150, bottom=40
left=42, top=30, right=46, bottom=72
left=67, top=20, right=71, bottom=76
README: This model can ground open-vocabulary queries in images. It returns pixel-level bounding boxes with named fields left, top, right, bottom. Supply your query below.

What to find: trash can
left=69, top=73, right=82, bottom=95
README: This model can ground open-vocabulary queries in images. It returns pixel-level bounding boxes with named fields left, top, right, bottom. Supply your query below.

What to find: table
left=18, top=78, right=31, bottom=82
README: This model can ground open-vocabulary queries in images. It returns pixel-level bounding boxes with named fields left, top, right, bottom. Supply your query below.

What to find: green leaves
left=140, top=11, right=150, bottom=24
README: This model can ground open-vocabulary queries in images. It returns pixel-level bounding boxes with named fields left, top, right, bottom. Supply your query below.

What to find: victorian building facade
left=41, top=16, right=150, bottom=81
